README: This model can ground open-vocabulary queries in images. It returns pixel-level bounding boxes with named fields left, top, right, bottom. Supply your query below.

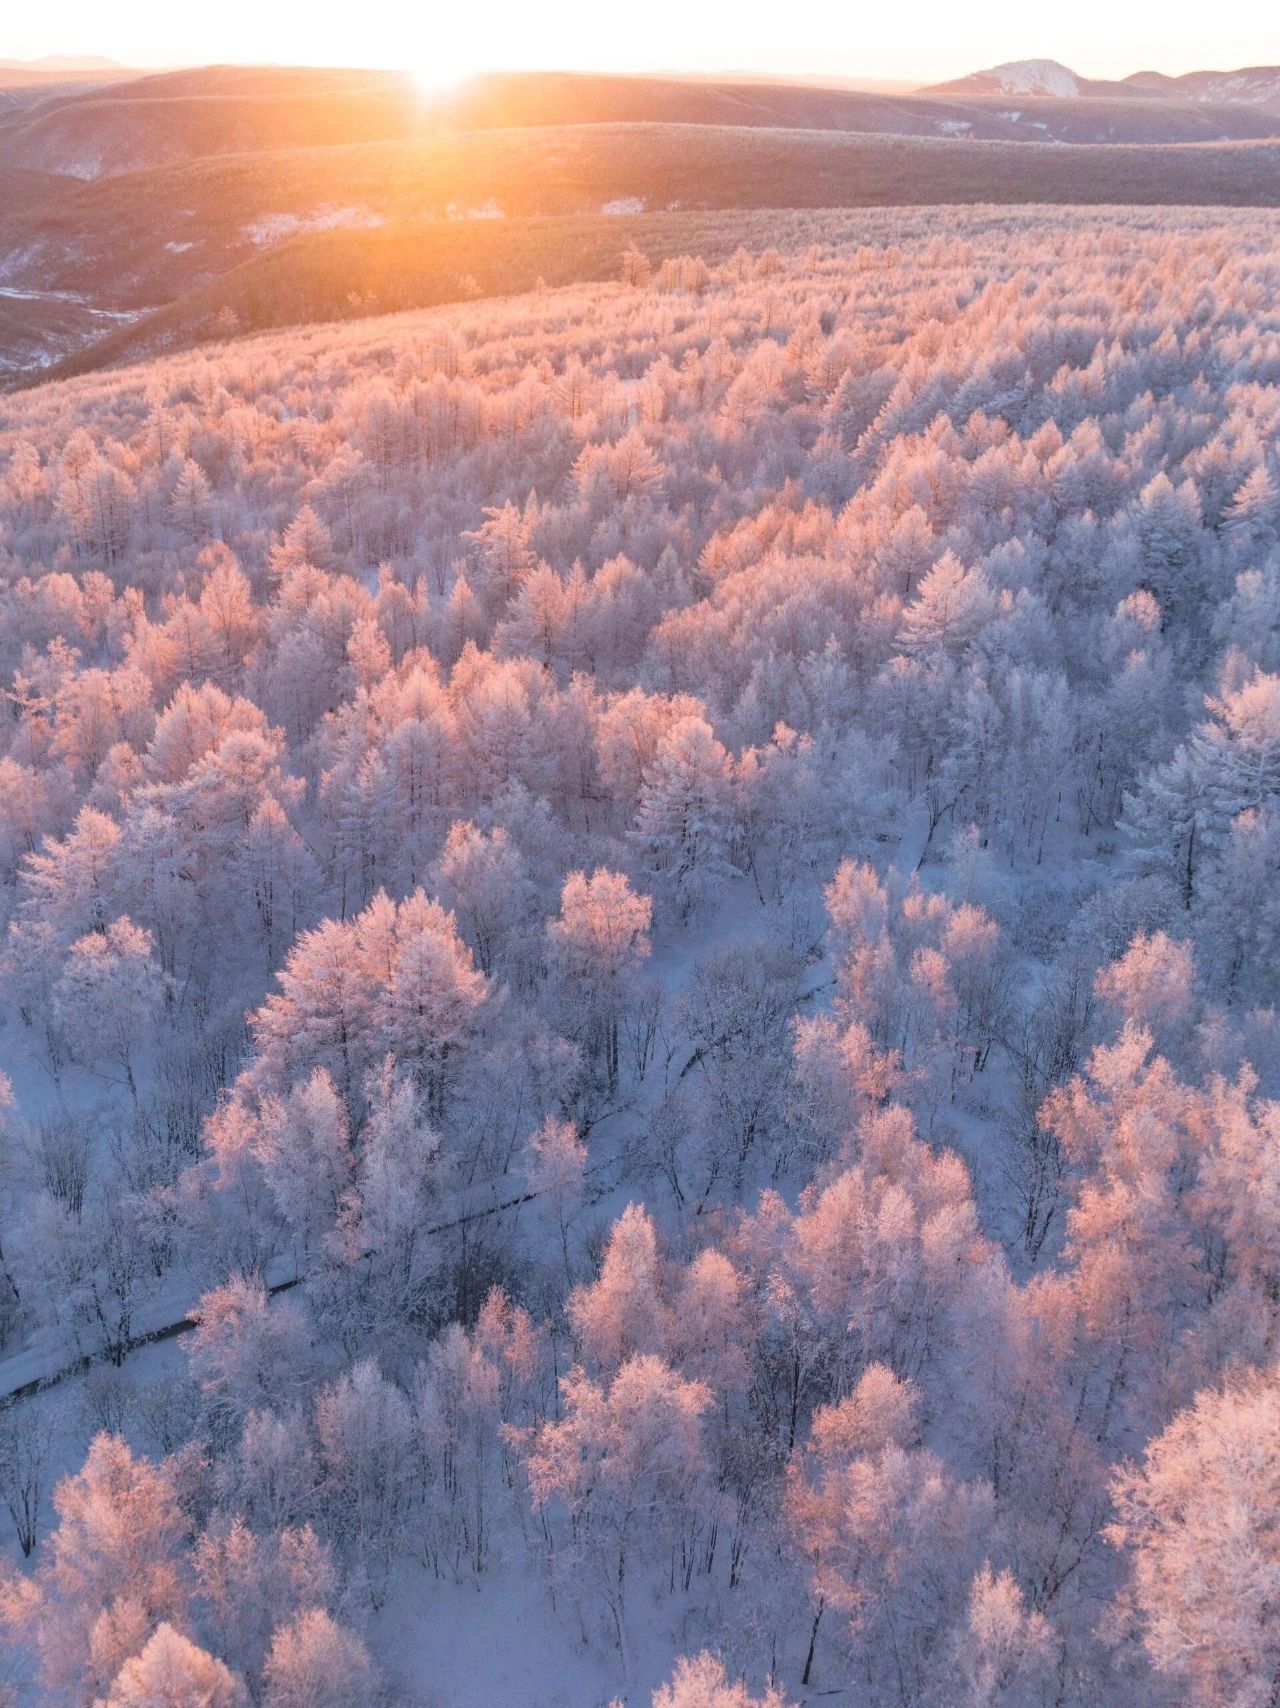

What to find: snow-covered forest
left=0, top=204, right=1278, bottom=1706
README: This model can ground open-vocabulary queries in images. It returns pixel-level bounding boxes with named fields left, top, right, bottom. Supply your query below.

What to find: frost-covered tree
left=53, top=917, right=167, bottom=1099
left=2, top=1434, right=189, bottom=1698
left=263, top=1610, right=378, bottom=1708
left=652, top=1653, right=797, bottom=1708
left=95, top=1624, right=246, bottom=1708
left=547, top=869, right=652, bottom=1092
left=635, top=716, right=737, bottom=919
left=528, top=1356, right=710, bottom=1682
left=1109, top=1374, right=1280, bottom=1708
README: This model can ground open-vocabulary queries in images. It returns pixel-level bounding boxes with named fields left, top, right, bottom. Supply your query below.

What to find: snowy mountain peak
left=971, top=60, right=1083, bottom=97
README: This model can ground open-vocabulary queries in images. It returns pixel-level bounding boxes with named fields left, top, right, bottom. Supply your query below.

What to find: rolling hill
left=23, top=208, right=882, bottom=381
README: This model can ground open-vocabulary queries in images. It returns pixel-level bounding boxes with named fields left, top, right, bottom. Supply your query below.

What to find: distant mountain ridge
left=927, top=58, right=1280, bottom=109
left=0, top=54, right=128, bottom=72
left=4, top=63, right=1278, bottom=188
left=1128, top=66, right=1280, bottom=107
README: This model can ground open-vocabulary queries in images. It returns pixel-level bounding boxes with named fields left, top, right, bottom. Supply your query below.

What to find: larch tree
left=263, top=1610, right=378, bottom=1708
left=1108, top=1373, right=1280, bottom=1708
left=52, top=917, right=167, bottom=1101
left=94, top=1624, right=247, bottom=1708
left=547, top=868, right=652, bottom=1092
left=7, top=1434, right=190, bottom=1699
left=634, top=715, right=737, bottom=921
left=528, top=1356, right=711, bottom=1685
left=652, top=1652, right=797, bottom=1708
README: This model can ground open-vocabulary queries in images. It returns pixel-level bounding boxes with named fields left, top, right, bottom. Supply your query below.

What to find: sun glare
left=401, top=24, right=493, bottom=98
left=409, top=58, right=477, bottom=99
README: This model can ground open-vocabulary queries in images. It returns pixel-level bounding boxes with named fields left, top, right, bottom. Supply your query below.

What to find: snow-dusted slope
left=1175, top=67, right=1280, bottom=108
left=927, top=59, right=1083, bottom=97
left=958, top=59, right=1083, bottom=97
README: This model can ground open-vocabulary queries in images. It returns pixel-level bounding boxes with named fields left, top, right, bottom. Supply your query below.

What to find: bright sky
left=5, top=0, right=1276, bottom=87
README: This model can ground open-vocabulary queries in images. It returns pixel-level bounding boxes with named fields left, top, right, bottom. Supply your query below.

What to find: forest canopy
left=0, top=204, right=1278, bottom=1706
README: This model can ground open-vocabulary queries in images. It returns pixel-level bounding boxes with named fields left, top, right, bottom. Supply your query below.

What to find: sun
left=402, top=25, right=491, bottom=98
left=409, top=60, right=478, bottom=99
